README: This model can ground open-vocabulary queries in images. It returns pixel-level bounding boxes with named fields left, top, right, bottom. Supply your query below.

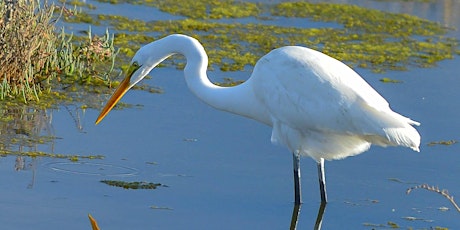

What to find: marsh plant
left=0, top=0, right=117, bottom=102
left=0, top=0, right=112, bottom=163
left=0, top=0, right=55, bottom=101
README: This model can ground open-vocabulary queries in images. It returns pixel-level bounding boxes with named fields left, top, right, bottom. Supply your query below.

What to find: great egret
left=95, top=34, right=420, bottom=204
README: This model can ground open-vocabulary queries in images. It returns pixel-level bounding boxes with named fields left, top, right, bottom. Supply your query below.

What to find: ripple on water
left=45, top=162, right=139, bottom=176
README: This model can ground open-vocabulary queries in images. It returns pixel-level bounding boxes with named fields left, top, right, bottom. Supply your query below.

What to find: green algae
left=427, top=140, right=458, bottom=146
left=0, top=149, right=104, bottom=161
left=273, top=2, right=447, bottom=36
left=68, top=0, right=458, bottom=74
left=380, top=77, right=403, bottom=83
left=94, top=0, right=261, bottom=19
left=215, top=78, right=245, bottom=87
left=100, top=180, right=164, bottom=189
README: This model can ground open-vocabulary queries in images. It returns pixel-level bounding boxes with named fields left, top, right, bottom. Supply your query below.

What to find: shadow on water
left=290, top=202, right=327, bottom=230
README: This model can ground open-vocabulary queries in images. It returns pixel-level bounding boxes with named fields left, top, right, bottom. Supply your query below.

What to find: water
left=1, top=0, right=459, bottom=229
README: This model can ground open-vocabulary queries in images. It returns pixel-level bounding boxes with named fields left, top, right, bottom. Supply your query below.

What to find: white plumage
left=250, top=46, right=420, bottom=161
left=96, top=34, right=420, bottom=204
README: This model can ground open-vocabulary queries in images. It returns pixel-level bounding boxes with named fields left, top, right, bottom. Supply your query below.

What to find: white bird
left=95, top=34, right=420, bottom=204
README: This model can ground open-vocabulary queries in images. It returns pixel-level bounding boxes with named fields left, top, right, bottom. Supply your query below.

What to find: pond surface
left=1, top=0, right=459, bottom=229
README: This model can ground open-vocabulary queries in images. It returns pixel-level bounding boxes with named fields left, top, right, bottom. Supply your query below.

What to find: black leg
left=317, top=158, right=328, bottom=203
left=289, top=204, right=301, bottom=230
left=314, top=201, right=327, bottom=230
left=293, top=153, right=302, bottom=205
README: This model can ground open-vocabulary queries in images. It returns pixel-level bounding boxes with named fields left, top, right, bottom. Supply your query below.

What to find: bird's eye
left=126, top=61, right=141, bottom=78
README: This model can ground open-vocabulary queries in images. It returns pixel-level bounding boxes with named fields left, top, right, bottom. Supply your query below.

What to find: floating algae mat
left=100, top=180, right=165, bottom=189
left=62, top=0, right=459, bottom=73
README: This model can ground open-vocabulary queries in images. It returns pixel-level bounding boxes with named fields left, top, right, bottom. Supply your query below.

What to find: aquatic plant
left=214, top=78, right=245, bottom=87
left=380, top=78, right=403, bottom=83
left=0, top=0, right=118, bottom=102
left=94, top=0, right=261, bottom=19
left=427, top=140, right=458, bottom=146
left=82, top=0, right=459, bottom=74
left=0, top=0, right=55, bottom=101
left=100, top=180, right=164, bottom=189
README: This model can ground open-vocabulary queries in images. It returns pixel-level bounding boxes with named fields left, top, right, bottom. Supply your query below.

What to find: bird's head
left=95, top=59, right=145, bottom=125
left=95, top=34, right=196, bottom=125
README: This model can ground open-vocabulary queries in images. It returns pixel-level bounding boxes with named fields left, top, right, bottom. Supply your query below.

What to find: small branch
left=407, top=183, right=460, bottom=213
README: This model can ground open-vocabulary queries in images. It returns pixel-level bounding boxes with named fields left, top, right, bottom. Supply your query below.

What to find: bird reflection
left=290, top=202, right=327, bottom=230
left=314, top=202, right=327, bottom=230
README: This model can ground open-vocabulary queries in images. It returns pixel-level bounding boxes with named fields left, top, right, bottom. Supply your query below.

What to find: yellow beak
left=95, top=75, right=131, bottom=125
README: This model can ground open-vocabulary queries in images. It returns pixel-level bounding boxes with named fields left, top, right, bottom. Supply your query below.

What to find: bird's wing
left=252, top=46, right=415, bottom=137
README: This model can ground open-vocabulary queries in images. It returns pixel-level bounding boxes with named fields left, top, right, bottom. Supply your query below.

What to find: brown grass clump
left=0, top=0, right=118, bottom=103
left=0, top=0, right=57, bottom=101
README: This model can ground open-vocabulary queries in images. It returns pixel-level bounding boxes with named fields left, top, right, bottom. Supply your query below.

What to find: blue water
left=1, top=0, right=459, bottom=229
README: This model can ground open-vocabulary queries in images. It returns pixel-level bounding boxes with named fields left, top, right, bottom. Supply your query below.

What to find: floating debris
left=380, top=77, right=403, bottom=83
left=150, top=205, right=174, bottom=210
left=427, top=140, right=458, bottom=146
left=388, top=177, right=418, bottom=185
left=363, top=221, right=399, bottom=228
left=183, top=138, right=198, bottom=142
left=0, top=149, right=104, bottom=161
left=100, top=180, right=165, bottom=189
left=402, top=216, right=434, bottom=222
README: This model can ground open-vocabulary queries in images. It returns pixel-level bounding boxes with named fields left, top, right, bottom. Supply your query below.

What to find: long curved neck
left=153, top=35, right=269, bottom=124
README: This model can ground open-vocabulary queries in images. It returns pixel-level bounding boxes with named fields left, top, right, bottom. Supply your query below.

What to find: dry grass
left=0, top=0, right=58, bottom=101
left=0, top=0, right=117, bottom=102
left=407, top=183, right=460, bottom=213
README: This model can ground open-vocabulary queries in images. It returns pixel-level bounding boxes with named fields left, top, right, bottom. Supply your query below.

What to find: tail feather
left=359, top=102, right=421, bottom=151
left=383, top=126, right=420, bottom=152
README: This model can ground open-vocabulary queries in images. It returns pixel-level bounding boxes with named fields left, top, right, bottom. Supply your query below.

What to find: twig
left=406, top=183, right=460, bottom=212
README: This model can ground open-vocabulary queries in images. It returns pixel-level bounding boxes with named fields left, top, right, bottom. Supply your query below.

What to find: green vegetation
left=0, top=0, right=118, bottom=159
left=427, top=140, right=458, bottom=146
left=0, top=0, right=54, bottom=101
left=380, top=77, right=403, bottom=83
left=0, top=149, right=104, bottom=161
left=100, top=180, right=164, bottom=189
left=215, top=78, right=246, bottom=87
left=94, top=0, right=261, bottom=19
left=68, top=0, right=458, bottom=74
left=0, top=0, right=118, bottom=103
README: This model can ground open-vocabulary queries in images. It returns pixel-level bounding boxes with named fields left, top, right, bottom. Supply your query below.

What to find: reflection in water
left=0, top=105, right=54, bottom=152
left=0, top=104, right=89, bottom=188
left=14, top=156, right=38, bottom=189
left=314, top=202, right=327, bottom=230
left=63, top=105, right=86, bottom=132
left=290, top=202, right=327, bottom=230
left=0, top=105, right=52, bottom=188
left=15, top=156, right=26, bottom=171
left=290, top=204, right=301, bottom=230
